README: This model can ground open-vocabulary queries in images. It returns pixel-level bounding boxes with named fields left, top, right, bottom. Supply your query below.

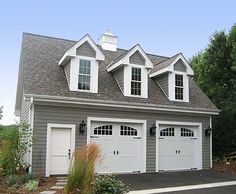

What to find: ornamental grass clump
left=65, top=144, right=101, bottom=194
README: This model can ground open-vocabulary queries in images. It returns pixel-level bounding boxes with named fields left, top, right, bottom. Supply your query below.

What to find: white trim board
left=26, top=94, right=220, bottom=115
left=87, top=117, right=147, bottom=173
left=210, top=116, right=212, bottom=168
left=46, top=123, right=76, bottom=177
left=155, top=120, right=202, bottom=172
left=129, top=181, right=236, bottom=194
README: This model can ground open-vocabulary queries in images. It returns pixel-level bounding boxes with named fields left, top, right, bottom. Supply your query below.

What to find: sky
left=0, top=0, right=235, bottom=125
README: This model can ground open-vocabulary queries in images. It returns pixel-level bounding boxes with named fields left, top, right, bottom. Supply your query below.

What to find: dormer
left=59, top=34, right=105, bottom=93
left=149, top=53, right=194, bottom=102
left=107, top=44, right=154, bottom=98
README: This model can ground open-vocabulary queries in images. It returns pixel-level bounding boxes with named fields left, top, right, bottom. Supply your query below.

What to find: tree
left=190, top=24, right=236, bottom=158
left=0, top=106, right=2, bottom=120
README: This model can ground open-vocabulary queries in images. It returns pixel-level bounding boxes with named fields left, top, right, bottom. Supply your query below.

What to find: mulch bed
left=0, top=176, right=58, bottom=194
left=213, top=161, right=236, bottom=175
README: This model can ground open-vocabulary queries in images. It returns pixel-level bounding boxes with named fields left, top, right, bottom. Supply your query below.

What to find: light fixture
left=150, top=123, right=156, bottom=136
left=79, top=120, right=86, bottom=134
left=205, top=127, right=212, bottom=136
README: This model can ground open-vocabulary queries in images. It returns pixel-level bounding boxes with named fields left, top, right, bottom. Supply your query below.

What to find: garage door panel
left=90, top=121, right=144, bottom=173
left=158, top=125, right=200, bottom=171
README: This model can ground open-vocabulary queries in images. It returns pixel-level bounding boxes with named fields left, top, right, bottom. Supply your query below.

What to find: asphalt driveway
left=116, top=170, right=236, bottom=191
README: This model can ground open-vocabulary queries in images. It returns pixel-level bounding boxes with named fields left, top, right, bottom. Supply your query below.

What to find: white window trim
left=168, top=71, right=189, bottom=102
left=131, top=67, right=142, bottom=96
left=78, top=59, right=92, bottom=91
left=46, top=123, right=76, bottom=177
left=70, top=56, right=98, bottom=93
left=155, top=120, right=202, bottom=172
left=124, top=64, right=148, bottom=98
left=87, top=117, right=147, bottom=173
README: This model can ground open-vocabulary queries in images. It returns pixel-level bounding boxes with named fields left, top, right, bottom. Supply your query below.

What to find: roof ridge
left=23, top=32, right=170, bottom=59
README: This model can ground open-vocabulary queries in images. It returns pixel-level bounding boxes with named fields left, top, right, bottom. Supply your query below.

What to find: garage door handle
left=178, top=150, right=180, bottom=154
left=117, top=150, right=119, bottom=155
left=114, top=151, right=116, bottom=155
left=176, top=150, right=177, bottom=154
left=68, top=149, right=71, bottom=159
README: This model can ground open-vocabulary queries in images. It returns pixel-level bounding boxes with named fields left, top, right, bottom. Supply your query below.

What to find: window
left=94, top=125, right=112, bottom=135
left=120, top=125, right=138, bottom=136
left=181, top=128, right=194, bottom=137
left=131, top=68, right=141, bottom=95
left=160, top=127, right=174, bottom=136
left=175, top=74, right=183, bottom=100
left=78, top=60, right=91, bottom=90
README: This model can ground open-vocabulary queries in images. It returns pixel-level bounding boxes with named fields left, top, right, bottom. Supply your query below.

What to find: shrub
left=65, top=144, right=101, bottom=194
left=93, top=175, right=129, bottom=194
left=5, top=175, right=18, bottom=186
left=24, top=180, right=39, bottom=191
left=0, top=123, right=33, bottom=175
left=18, top=173, right=35, bottom=184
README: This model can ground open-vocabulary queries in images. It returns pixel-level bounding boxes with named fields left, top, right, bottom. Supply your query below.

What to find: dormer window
left=78, top=59, right=91, bottom=90
left=106, top=44, right=154, bottom=98
left=58, top=34, right=105, bottom=93
left=175, top=74, right=183, bottom=100
left=131, top=67, right=141, bottom=95
left=149, top=53, right=194, bottom=102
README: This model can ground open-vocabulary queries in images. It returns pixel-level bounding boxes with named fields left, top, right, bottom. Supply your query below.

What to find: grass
left=65, top=144, right=101, bottom=194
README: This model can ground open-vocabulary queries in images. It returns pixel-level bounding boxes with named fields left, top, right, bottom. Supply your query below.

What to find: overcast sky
left=0, top=0, right=235, bottom=125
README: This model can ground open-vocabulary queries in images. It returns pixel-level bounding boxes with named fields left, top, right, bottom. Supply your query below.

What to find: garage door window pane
left=160, top=128, right=174, bottom=136
left=94, top=125, right=112, bottom=135
left=120, top=125, right=138, bottom=136
left=181, top=128, right=194, bottom=137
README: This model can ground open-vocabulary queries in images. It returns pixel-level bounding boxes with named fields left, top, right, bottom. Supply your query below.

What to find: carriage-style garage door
left=158, top=124, right=201, bottom=171
left=89, top=120, right=145, bottom=174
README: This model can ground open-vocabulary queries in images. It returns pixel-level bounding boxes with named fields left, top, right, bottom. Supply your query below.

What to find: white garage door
left=158, top=125, right=200, bottom=171
left=90, top=121, right=144, bottom=173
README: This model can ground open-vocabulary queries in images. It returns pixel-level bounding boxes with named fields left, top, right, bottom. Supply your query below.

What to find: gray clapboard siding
left=64, top=61, right=71, bottom=85
left=32, top=105, right=210, bottom=175
left=76, top=41, right=96, bottom=58
left=20, top=96, right=30, bottom=124
left=113, top=67, right=124, bottom=92
left=174, top=59, right=186, bottom=72
left=129, top=51, right=145, bottom=65
left=155, top=73, right=169, bottom=97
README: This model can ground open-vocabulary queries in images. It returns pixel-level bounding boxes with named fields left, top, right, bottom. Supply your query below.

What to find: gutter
left=25, top=94, right=220, bottom=115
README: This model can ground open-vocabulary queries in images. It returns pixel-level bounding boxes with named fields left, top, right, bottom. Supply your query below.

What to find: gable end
left=129, top=50, right=145, bottom=65
left=76, top=41, right=96, bottom=58
left=174, top=59, right=186, bottom=72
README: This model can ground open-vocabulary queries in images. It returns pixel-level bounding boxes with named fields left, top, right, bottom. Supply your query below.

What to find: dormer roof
left=58, top=34, right=105, bottom=66
left=106, top=44, right=154, bottom=72
left=149, top=53, right=194, bottom=77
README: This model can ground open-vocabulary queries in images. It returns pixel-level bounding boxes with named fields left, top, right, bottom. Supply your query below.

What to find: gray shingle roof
left=20, top=33, right=218, bottom=110
left=150, top=53, right=180, bottom=74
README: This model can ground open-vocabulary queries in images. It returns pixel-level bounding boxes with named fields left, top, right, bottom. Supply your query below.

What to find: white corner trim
left=87, top=117, right=147, bottom=173
left=46, top=123, right=76, bottom=177
left=59, top=34, right=105, bottom=66
left=155, top=120, right=202, bottom=172
left=210, top=116, right=212, bottom=168
left=28, top=97, right=34, bottom=173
